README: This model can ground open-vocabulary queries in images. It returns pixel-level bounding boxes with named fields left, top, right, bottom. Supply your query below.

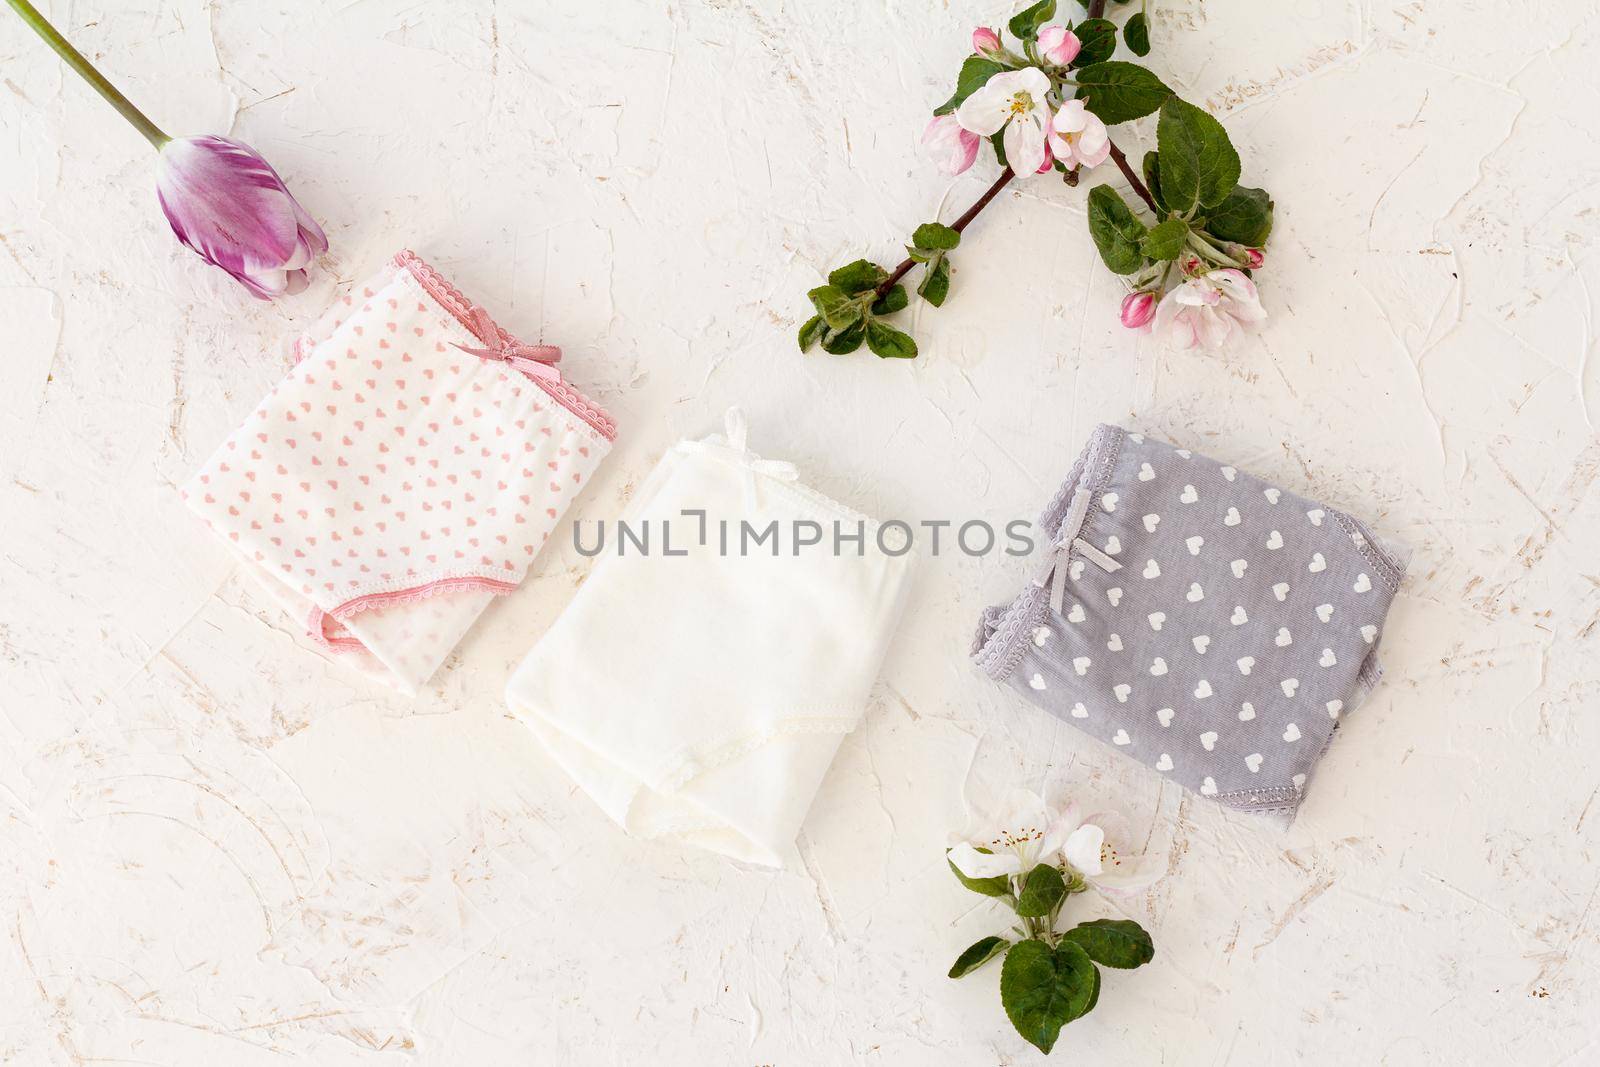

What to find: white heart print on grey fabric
left=973, top=424, right=1408, bottom=820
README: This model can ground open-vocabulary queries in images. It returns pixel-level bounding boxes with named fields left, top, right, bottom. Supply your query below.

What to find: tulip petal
left=156, top=135, right=325, bottom=298
left=289, top=195, right=329, bottom=258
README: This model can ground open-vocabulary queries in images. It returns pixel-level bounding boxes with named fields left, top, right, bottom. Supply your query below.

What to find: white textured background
left=3, top=0, right=1599, bottom=1063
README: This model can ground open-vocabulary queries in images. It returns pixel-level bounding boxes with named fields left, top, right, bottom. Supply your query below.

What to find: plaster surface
left=2, top=1, right=1598, bottom=1063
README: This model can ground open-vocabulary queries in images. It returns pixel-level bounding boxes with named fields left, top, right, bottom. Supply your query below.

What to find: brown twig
left=874, top=167, right=1017, bottom=298
left=1107, top=139, right=1159, bottom=214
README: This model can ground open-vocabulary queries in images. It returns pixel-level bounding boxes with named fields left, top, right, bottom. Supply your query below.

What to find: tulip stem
left=6, top=0, right=169, bottom=148
left=874, top=166, right=1017, bottom=299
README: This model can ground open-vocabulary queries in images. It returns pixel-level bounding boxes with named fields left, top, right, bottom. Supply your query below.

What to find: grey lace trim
left=971, top=424, right=1125, bottom=681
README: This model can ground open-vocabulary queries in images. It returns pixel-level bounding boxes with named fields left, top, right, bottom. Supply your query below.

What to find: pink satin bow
left=453, top=305, right=562, bottom=383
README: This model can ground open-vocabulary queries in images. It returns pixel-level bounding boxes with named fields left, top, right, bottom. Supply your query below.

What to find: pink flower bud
left=1037, top=25, right=1081, bottom=66
left=156, top=135, right=327, bottom=298
left=1242, top=247, right=1265, bottom=269
left=972, top=26, right=1003, bottom=56
left=1120, top=291, right=1157, bottom=330
left=922, top=114, right=982, bottom=177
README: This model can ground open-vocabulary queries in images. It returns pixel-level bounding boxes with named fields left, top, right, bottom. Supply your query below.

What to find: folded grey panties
left=973, top=424, right=1407, bottom=817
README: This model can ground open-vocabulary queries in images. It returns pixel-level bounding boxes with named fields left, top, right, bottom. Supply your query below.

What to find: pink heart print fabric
left=182, top=250, right=616, bottom=693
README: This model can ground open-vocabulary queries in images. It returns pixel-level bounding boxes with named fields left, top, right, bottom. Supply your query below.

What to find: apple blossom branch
left=871, top=136, right=1156, bottom=302
left=874, top=167, right=1016, bottom=299
left=801, top=0, right=1275, bottom=359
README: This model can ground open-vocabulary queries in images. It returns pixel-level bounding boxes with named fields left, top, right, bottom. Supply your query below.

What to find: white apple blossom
left=948, top=789, right=1161, bottom=893
left=955, top=67, right=1054, bottom=178
left=1047, top=98, right=1110, bottom=171
left=1153, top=268, right=1268, bottom=351
left=1060, top=809, right=1163, bottom=892
left=947, top=788, right=1073, bottom=878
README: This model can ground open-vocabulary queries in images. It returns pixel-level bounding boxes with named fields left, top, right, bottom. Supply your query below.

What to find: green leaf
left=912, top=222, right=961, bottom=252
left=1007, top=0, right=1056, bottom=42
left=947, top=849, right=1012, bottom=896
left=1083, top=960, right=1102, bottom=1014
left=820, top=319, right=865, bottom=355
left=1074, top=61, right=1172, bottom=125
left=829, top=259, right=888, bottom=294
left=870, top=284, right=908, bottom=316
left=1156, top=97, right=1241, bottom=212
left=1124, top=11, right=1151, bottom=56
left=1015, top=863, right=1066, bottom=917
left=865, top=319, right=918, bottom=359
left=1061, top=918, right=1156, bottom=969
left=1000, top=939, right=1097, bottom=1054
left=797, top=314, right=824, bottom=352
left=948, top=936, right=1010, bottom=979
left=807, top=285, right=863, bottom=330
left=1142, top=150, right=1169, bottom=212
left=1204, top=184, right=1274, bottom=247
left=918, top=256, right=952, bottom=307
left=988, top=130, right=1008, bottom=170
left=933, top=56, right=1007, bottom=116
left=1140, top=217, right=1189, bottom=260
left=1086, top=184, right=1148, bottom=275
left=1070, top=19, right=1117, bottom=67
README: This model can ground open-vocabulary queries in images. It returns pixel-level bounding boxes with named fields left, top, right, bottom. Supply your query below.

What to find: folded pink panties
left=183, top=249, right=616, bottom=693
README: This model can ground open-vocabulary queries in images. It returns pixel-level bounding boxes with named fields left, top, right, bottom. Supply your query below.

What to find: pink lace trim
left=306, top=575, right=518, bottom=652
left=392, top=249, right=617, bottom=441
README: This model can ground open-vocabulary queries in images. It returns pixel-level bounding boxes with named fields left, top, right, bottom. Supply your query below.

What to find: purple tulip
left=7, top=0, right=326, bottom=299
left=156, top=136, right=327, bottom=298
